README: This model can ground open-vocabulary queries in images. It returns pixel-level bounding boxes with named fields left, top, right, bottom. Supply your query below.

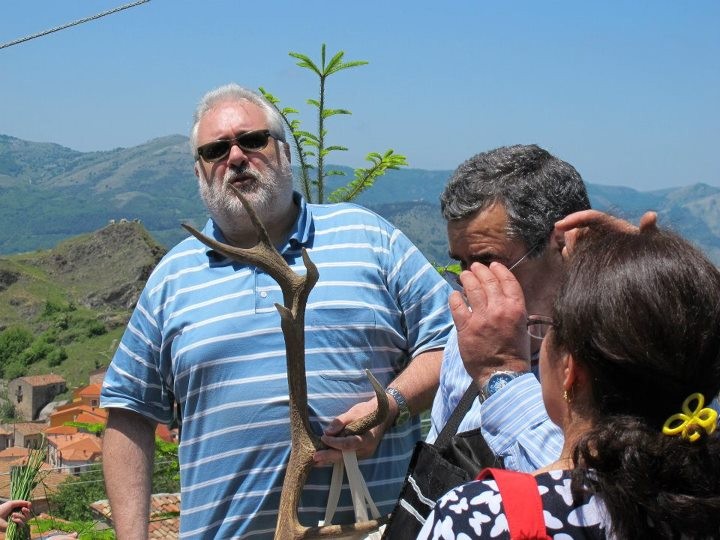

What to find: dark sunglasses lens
left=238, top=131, right=270, bottom=150
left=199, top=141, right=231, bottom=162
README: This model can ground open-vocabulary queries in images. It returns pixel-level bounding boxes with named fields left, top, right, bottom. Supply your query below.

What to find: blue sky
left=1, top=0, right=718, bottom=191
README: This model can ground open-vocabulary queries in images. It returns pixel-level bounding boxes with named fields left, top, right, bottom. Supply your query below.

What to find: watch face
left=487, top=373, right=516, bottom=395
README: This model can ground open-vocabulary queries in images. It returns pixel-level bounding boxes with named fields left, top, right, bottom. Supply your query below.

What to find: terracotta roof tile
left=15, top=374, right=66, bottom=387
left=91, top=493, right=180, bottom=538
left=52, top=401, right=80, bottom=413
left=77, top=383, right=102, bottom=397
left=1, top=422, right=47, bottom=436
left=154, top=423, right=178, bottom=443
left=0, top=447, right=30, bottom=460
left=59, top=438, right=102, bottom=461
left=47, top=432, right=89, bottom=448
left=72, top=410, right=107, bottom=424
left=48, top=404, right=107, bottom=428
left=44, top=425, right=78, bottom=435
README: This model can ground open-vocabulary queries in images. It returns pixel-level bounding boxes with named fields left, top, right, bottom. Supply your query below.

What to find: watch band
left=386, top=387, right=410, bottom=426
left=479, top=371, right=526, bottom=403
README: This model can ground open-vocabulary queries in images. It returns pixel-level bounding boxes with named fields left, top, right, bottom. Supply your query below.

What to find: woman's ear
left=564, top=353, right=593, bottom=396
left=563, top=353, right=578, bottom=392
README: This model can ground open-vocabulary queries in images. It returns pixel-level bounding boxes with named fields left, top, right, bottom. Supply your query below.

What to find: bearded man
left=100, top=84, right=452, bottom=539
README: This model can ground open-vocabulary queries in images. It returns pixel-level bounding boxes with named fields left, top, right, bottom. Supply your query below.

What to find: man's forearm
left=388, top=348, right=443, bottom=419
left=103, top=408, right=156, bottom=540
left=315, top=348, right=444, bottom=462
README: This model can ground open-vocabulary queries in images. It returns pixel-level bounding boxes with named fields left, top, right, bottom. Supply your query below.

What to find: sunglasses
left=196, top=129, right=272, bottom=163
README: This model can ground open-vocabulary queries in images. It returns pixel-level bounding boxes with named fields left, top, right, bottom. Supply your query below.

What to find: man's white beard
left=198, top=153, right=293, bottom=239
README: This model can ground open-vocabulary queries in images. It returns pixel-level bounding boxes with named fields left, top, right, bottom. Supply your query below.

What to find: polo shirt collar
left=201, top=191, right=312, bottom=262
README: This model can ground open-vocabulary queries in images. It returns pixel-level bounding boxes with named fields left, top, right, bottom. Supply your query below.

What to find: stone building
left=8, top=374, right=66, bottom=421
left=0, top=426, right=10, bottom=451
left=0, top=421, right=46, bottom=449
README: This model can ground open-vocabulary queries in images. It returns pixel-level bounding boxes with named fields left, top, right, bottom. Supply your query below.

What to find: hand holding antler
left=315, top=392, right=394, bottom=466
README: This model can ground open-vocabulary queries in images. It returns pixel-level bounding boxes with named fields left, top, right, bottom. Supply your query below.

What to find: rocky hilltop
left=41, top=220, right=166, bottom=310
left=0, top=220, right=166, bottom=331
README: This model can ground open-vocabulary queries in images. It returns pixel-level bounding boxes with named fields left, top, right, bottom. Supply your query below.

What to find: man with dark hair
left=427, top=144, right=591, bottom=471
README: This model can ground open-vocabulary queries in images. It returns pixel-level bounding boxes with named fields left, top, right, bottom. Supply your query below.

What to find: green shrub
left=48, top=465, right=106, bottom=522
left=3, top=359, right=27, bottom=380
left=41, top=328, right=59, bottom=343
left=30, top=518, right=114, bottom=540
left=0, top=395, right=16, bottom=420
left=18, top=339, right=54, bottom=365
left=0, top=327, right=34, bottom=374
left=41, top=299, right=75, bottom=319
left=47, top=347, right=68, bottom=367
left=84, top=320, right=107, bottom=337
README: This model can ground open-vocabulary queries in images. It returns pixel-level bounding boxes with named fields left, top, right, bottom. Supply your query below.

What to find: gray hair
left=441, top=144, right=591, bottom=251
left=190, top=83, right=286, bottom=157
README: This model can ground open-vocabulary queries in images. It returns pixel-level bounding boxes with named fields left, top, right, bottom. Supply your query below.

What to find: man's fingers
left=458, top=267, right=488, bottom=310
left=639, top=211, right=658, bottom=231
left=464, top=262, right=511, bottom=309
left=488, top=262, right=524, bottom=302
left=555, top=209, right=616, bottom=232
left=322, top=418, right=345, bottom=437
left=449, top=290, right=471, bottom=329
left=313, top=448, right=342, bottom=466
left=320, top=433, right=363, bottom=450
left=561, top=228, right=583, bottom=260
left=320, top=432, right=375, bottom=460
left=556, top=209, right=658, bottom=260
left=557, top=209, right=657, bottom=235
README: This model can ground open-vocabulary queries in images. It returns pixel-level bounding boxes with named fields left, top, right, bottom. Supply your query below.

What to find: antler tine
left=341, top=370, right=389, bottom=436
left=182, top=221, right=317, bottom=297
left=229, top=184, right=273, bottom=245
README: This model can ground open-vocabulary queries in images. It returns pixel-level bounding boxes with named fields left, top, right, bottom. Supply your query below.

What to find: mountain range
left=2, top=133, right=720, bottom=265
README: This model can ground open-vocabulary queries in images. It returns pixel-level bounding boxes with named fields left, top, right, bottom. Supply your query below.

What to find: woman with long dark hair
left=419, top=225, right=720, bottom=539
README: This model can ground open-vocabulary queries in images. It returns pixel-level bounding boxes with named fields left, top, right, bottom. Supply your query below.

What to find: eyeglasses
left=507, top=243, right=540, bottom=272
left=527, top=315, right=554, bottom=340
left=196, top=129, right=273, bottom=163
left=452, top=243, right=541, bottom=289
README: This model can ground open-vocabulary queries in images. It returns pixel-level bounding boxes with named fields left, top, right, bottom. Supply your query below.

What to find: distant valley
left=2, top=133, right=720, bottom=387
left=2, top=133, right=720, bottom=266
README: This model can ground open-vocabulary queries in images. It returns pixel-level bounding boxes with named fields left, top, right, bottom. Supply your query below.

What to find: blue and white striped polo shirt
left=101, top=193, right=453, bottom=539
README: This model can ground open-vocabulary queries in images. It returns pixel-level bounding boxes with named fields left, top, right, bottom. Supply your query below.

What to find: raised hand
left=450, top=262, right=531, bottom=383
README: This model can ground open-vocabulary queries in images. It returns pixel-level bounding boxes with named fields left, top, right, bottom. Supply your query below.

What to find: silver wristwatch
left=479, top=371, right=526, bottom=403
left=386, top=387, right=410, bottom=426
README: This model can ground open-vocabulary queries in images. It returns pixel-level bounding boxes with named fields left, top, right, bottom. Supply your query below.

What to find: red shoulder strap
left=477, top=467, right=551, bottom=540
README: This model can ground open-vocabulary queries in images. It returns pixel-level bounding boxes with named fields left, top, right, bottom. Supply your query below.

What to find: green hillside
left=0, top=221, right=165, bottom=388
left=2, top=132, right=720, bottom=392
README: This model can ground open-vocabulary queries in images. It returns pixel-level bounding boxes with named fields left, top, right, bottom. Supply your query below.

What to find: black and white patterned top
left=417, top=469, right=610, bottom=539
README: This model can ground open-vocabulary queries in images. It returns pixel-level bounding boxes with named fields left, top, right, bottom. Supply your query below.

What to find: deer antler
left=182, top=186, right=389, bottom=539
